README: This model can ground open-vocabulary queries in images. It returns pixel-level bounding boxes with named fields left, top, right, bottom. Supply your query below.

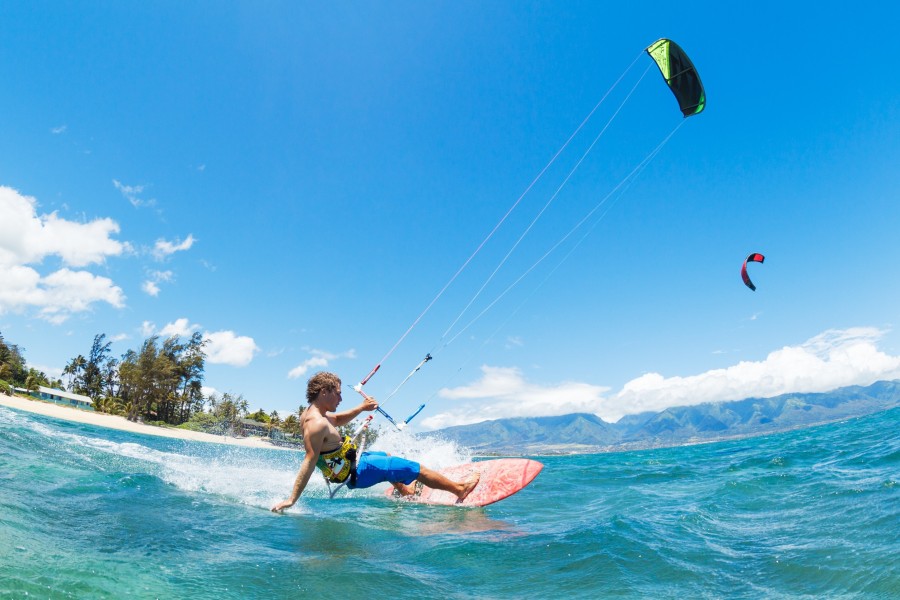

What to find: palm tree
left=64, top=355, right=87, bottom=393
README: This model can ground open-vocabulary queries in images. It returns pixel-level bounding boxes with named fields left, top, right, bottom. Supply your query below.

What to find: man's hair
left=306, top=371, right=341, bottom=403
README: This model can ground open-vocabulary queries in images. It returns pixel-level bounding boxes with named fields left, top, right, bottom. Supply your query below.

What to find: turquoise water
left=1, top=406, right=897, bottom=599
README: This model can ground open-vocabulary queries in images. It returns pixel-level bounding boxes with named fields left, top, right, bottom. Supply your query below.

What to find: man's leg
left=380, top=454, right=479, bottom=501
left=415, top=466, right=480, bottom=501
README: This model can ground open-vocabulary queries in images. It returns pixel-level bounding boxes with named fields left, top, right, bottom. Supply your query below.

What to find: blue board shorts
left=349, top=451, right=420, bottom=489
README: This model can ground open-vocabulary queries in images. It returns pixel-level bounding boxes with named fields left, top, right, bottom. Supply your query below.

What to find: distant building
left=15, top=386, right=94, bottom=410
left=236, top=418, right=302, bottom=446
left=239, top=418, right=271, bottom=437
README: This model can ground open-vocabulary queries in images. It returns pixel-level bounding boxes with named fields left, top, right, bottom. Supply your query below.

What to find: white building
left=15, top=386, right=94, bottom=410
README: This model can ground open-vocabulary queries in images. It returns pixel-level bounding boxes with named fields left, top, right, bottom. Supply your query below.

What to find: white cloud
left=143, top=318, right=258, bottom=367
left=420, top=365, right=609, bottom=429
left=0, top=264, right=125, bottom=324
left=205, top=330, right=259, bottom=367
left=0, top=186, right=126, bottom=268
left=419, top=327, right=900, bottom=429
left=288, top=348, right=357, bottom=379
left=141, top=321, right=156, bottom=337
left=142, top=270, right=173, bottom=297
left=51, top=125, right=67, bottom=134
left=153, top=234, right=195, bottom=260
left=159, top=318, right=200, bottom=338
left=38, top=268, right=125, bottom=315
left=608, top=327, right=900, bottom=421
left=0, top=186, right=127, bottom=323
left=113, top=179, right=155, bottom=209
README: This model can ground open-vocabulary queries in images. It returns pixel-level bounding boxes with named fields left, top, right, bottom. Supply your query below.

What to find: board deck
left=385, top=458, right=543, bottom=507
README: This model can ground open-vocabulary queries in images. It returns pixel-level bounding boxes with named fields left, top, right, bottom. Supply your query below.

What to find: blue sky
left=2, top=2, right=899, bottom=430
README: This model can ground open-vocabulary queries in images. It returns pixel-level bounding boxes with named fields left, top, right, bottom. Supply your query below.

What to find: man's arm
left=330, top=396, right=377, bottom=427
left=270, top=421, right=326, bottom=512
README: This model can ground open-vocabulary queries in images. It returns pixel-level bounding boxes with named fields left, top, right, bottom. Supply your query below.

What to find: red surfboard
left=384, top=458, right=543, bottom=507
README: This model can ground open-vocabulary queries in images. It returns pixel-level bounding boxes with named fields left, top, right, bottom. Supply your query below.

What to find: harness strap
left=317, top=435, right=358, bottom=483
left=322, top=413, right=373, bottom=499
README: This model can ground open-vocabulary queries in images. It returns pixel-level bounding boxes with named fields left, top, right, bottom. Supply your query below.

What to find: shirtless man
left=271, top=371, right=479, bottom=512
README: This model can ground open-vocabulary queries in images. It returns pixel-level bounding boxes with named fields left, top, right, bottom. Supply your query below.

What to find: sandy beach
left=0, top=393, right=298, bottom=451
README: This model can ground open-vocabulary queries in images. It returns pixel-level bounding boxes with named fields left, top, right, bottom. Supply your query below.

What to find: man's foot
left=456, top=472, right=480, bottom=503
left=392, top=481, right=423, bottom=497
left=392, top=482, right=415, bottom=497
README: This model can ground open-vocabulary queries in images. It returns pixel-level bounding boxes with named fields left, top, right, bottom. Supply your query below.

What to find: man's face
left=321, top=385, right=342, bottom=410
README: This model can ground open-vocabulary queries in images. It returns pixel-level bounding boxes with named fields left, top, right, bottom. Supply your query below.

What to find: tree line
left=1, top=330, right=376, bottom=445
left=0, top=331, right=63, bottom=394
left=1, top=331, right=302, bottom=436
left=61, top=332, right=311, bottom=437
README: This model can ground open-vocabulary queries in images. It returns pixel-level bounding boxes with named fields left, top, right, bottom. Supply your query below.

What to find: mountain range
left=428, top=380, right=900, bottom=454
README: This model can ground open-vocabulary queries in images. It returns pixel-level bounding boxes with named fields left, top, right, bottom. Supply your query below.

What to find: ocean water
left=0, top=406, right=897, bottom=599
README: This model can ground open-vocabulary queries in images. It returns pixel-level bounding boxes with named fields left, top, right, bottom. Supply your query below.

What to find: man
left=271, top=371, right=479, bottom=512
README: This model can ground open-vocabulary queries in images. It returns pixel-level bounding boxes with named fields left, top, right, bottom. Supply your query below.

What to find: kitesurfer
left=271, top=371, right=479, bottom=512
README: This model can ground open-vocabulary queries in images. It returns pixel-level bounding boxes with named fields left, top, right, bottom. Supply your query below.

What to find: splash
left=368, top=426, right=473, bottom=470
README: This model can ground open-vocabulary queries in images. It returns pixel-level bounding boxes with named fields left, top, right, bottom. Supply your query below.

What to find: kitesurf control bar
left=359, top=364, right=380, bottom=387
left=353, top=353, right=433, bottom=430
left=396, top=403, right=426, bottom=430
left=351, top=384, right=402, bottom=430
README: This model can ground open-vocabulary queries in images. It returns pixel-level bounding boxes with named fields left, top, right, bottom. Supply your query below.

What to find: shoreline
left=0, top=393, right=299, bottom=451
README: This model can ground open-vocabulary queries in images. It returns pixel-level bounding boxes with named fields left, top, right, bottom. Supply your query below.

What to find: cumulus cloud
left=51, top=125, right=67, bottom=135
left=419, top=327, right=900, bottom=429
left=0, top=186, right=127, bottom=268
left=158, top=318, right=200, bottom=338
left=153, top=234, right=195, bottom=260
left=142, top=270, right=173, bottom=297
left=288, top=348, right=357, bottom=379
left=0, top=186, right=127, bottom=323
left=420, top=366, right=609, bottom=430
left=607, top=327, right=900, bottom=421
left=205, top=330, right=259, bottom=367
left=0, top=266, right=126, bottom=325
left=144, top=318, right=259, bottom=367
left=142, top=281, right=161, bottom=296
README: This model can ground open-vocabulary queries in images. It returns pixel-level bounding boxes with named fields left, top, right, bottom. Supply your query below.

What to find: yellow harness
left=316, top=436, right=358, bottom=484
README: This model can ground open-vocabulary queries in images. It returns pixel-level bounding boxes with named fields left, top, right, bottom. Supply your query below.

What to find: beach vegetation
left=62, top=355, right=87, bottom=392
left=61, top=332, right=209, bottom=425
left=0, top=332, right=28, bottom=387
left=84, top=334, right=113, bottom=400
left=176, top=391, right=249, bottom=435
left=24, top=367, right=51, bottom=392
left=93, top=395, right=130, bottom=416
left=0, top=333, right=63, bottom=392
left=247, top=409, right=271, bottom=423
left=177, top=411, right=223, bottom=433
left=5, top=329, right=376, bottom=445
left=281, top=413, right=301, bottom=435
